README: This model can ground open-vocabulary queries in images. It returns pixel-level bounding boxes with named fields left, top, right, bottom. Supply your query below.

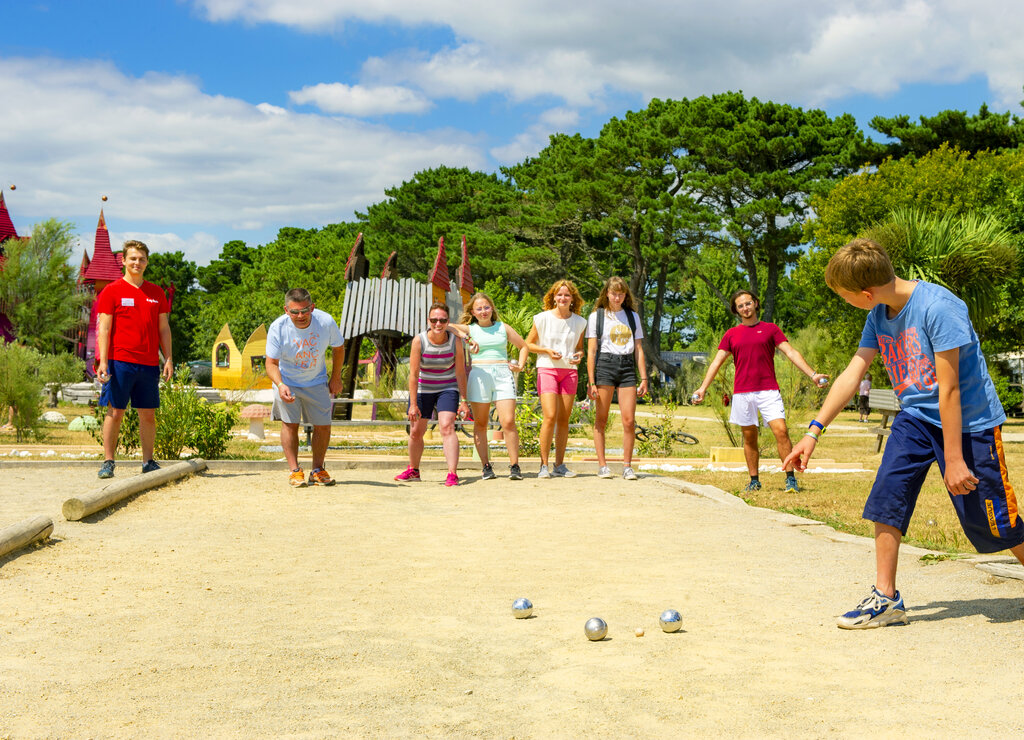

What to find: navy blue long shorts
left=99, top=360, right=160, bottom=410
left=864, top=412, right=1024, bottom=553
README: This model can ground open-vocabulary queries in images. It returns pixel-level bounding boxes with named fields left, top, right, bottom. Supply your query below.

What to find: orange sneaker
left=308, top=468, right=335, bottom=486
left=289, top=468, right=307, bottom=487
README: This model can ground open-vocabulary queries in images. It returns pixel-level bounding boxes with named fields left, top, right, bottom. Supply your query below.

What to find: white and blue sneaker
left=837, top=586, right=909, bottom=629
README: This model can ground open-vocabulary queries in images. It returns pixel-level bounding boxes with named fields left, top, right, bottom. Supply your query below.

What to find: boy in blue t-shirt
left=785, top=238, right=1024, bottom=629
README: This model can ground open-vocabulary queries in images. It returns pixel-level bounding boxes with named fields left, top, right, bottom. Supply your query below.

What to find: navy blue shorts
left=415, top=388, right=460, bottom=419
left=99, top=360, right=160, bottom=410
left=865, top=412, right=1024, bottom=553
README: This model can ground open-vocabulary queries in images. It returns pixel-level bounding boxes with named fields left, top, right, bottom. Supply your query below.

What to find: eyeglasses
left=429, top=318, right=449, bottom=324
left=287, top=306, right=313, bottom=316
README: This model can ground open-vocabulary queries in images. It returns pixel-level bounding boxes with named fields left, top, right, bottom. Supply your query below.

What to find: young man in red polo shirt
left=693, top=290, right=827, bottom=492
left=95, top=240, right=173, bottom=479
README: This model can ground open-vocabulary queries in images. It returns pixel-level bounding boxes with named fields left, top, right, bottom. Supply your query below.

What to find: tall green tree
left=144, top=250, right=201, bottom=362
left=0, top=219, right=84, bottom=353
left=671, top=93, right=863, bottom=322
left=797, top=146, right=1024, bottom=351
left=359, top=167, right=528, bottom=288
left=868, top=98, right=1024, bottom=161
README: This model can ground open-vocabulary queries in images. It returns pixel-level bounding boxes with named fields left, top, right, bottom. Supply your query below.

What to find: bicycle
left=634, top=424, right=699, bottom=447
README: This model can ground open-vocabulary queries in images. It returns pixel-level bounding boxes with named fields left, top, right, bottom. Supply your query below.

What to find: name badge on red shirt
left=121, top=298, right=135, bottom=307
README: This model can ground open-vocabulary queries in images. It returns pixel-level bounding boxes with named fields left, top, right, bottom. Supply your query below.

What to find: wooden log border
left=63, top=459, right=207, bottom=522
left=0, top=516, right=54, bottom=559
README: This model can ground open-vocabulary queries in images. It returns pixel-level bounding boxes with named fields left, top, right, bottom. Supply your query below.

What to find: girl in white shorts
left=450, top=292, right=529, bottom=480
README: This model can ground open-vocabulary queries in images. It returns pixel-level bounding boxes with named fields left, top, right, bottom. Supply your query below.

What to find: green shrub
left=514, top=391, right=543, bottom=457
left=91, top=365, right=237, bottom=459
left=0, top=340, right=45, bottom=441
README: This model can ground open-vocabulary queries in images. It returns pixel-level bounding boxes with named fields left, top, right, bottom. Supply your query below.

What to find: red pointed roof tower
left=428, top=237, right=450, bottom=304
left=79, top=210, right=125, bottom=370
left=81, top=210, right=124, bottom=285
left=0, top=191, right=26, bottom=342
left=0, top=191, right=18, bottom=244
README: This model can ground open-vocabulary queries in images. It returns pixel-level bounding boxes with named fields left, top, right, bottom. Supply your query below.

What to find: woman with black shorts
left=586, top=276, right=648, bottom=480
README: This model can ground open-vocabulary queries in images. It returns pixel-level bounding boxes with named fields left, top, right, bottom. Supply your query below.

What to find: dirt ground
left=3, top=462, right=1024, bottom=738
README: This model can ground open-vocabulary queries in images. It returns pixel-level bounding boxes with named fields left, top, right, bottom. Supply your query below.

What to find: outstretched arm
left=783, top=347, right=877, bottom=471
left=777, top=341, right=828, bottom=386
left=692, top=349, right=731, bottom=402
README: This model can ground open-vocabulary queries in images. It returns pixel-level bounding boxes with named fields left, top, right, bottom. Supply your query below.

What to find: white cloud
left=109, top=230, right=222, bottom=267
left=490, top=107, right=581, bottom=164
left=288, top=82, right=432, bottom=115
left=191, top=0, right=1024, bottom=113
left=0, top=57, right=486, bottom=263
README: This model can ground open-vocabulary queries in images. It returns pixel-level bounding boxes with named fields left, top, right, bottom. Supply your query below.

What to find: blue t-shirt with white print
left=859, top=281, right=1004, bottom=432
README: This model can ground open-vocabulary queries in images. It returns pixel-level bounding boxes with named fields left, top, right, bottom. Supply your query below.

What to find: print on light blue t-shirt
left=858, top=281, right=1004, bottom=431
left=265, top=309, right=344, bottom=388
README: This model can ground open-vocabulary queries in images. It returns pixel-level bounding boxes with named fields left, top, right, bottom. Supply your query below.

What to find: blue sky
left=2, top=0, right=1021, bottom=266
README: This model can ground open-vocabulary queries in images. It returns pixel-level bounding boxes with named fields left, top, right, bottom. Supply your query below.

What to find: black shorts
left=858, top=395, right=870, bottom=413
left=594, top=354, right=636, bottom=388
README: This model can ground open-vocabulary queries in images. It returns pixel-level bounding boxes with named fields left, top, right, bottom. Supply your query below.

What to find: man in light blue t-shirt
left=266, top=288, right=345, bottom=488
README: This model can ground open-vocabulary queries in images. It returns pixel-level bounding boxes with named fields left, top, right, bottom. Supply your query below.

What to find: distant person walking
left=858, top=372, right=872, bottom=422
left=95, top=240, right=173, bottom=479
left=266, top=288, right=345, bottom=488
left=395, top=302, right=469, bottom=487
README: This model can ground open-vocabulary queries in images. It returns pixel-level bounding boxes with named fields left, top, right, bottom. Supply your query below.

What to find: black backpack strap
left=595, top=310, right=604, bottom=368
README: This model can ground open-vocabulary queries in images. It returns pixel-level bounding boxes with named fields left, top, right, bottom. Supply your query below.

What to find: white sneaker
left=597, top=466, right=613, bottom=479
left=553, top=463, right=577, bottom=478
left=537, top=464, right=551, bottom=479
left=623, top=467, right=637, bottom=481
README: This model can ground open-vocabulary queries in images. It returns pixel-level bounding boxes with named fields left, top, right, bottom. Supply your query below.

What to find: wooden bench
left=868, top=388, right=901, bottom=452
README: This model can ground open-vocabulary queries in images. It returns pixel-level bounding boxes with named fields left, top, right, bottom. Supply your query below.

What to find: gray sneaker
left=481, top=463, right=496, bottom=481
left=597, top=466, right=613, bottom=479
left=553, top=463, right=577, bottom=478
left=509, top=464, right=523, bottom=481
left=142, top=459, right=161, bottom=474
left=623, top=466, right=637, bottom=481
left=537, top=464, right=551, bottom=479
left=836, top=586, right=909, bottom=629
left=98, top=459, right=115, bottom=479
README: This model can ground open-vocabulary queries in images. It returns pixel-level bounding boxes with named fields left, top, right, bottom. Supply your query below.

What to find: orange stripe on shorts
left=994, top=427, right=1018, bottom=530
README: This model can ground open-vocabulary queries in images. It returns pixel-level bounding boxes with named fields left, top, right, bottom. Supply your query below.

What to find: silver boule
left=659, top=609, right=682, bottom=632
left=817, top=377, right=829, bottom=387
left=584, top=617, right=608, bottom=641
left=512, top=598, right=533, bottom=618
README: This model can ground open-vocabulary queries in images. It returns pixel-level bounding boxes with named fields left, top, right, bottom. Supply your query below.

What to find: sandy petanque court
left=3, top=462, right=1024, bottom=737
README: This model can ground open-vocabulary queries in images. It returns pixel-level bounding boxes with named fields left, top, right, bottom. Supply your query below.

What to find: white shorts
left=729, top=390, right=786, bottom=427
left=467, top=364, right=517, bottom=403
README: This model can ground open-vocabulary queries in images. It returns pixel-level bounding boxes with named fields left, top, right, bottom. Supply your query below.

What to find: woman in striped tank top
left=395, top=302, right=469, bottom=487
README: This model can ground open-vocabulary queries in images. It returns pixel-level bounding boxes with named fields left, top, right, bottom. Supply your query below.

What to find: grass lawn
left=16, top=400, right=1024, bottom=555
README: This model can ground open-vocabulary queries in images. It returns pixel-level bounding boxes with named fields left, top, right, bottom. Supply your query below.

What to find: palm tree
left=864, top=208, right=1018, bottom=333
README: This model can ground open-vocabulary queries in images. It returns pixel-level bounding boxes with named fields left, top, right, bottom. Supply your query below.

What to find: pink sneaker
left=394, top=467, right=421, bottom=482
left=444, top=472, right=459, bottom=487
